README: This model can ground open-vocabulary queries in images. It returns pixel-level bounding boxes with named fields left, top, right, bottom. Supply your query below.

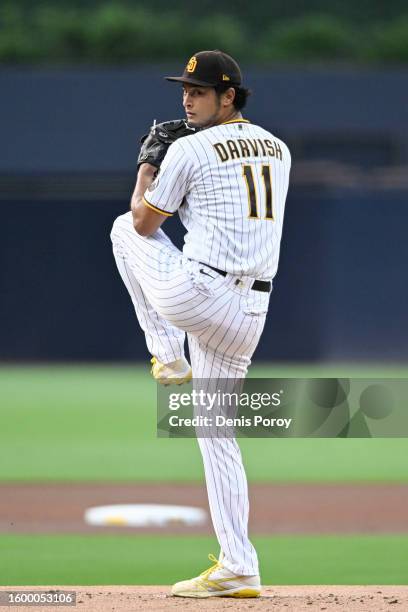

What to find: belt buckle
left=235, top=279, right=245, bottom=288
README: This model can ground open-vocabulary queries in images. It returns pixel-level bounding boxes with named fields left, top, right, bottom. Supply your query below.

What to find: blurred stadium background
left=1, top=0, right=407, bottom=588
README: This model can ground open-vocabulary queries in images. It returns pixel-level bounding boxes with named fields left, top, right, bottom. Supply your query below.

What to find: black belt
left=199, top=263, right=271, bottom=293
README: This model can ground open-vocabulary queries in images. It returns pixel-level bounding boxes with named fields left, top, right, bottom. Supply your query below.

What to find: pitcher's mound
left=1, top=586, right=407, bottom=611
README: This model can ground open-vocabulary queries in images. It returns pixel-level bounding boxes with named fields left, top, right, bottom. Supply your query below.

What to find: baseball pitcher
left=110, top=50, right=291, bottom=598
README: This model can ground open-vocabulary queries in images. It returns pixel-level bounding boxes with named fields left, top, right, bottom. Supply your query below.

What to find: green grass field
left=1, top=534, right=407, bottom=585
left=1, top=365, right=407, bottom=585
left=1, top=365, right=408, bottom=482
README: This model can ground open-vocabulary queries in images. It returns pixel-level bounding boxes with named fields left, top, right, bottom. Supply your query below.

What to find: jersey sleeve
left=142, top=139, right=195, bottom=217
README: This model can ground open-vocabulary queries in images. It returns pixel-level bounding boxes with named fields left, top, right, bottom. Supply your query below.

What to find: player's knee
left=110, top=212, right=131, bottom=242
left=110, top=219, right=119, bottom=244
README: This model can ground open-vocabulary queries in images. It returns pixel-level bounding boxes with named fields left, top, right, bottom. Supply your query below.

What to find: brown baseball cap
left=165, top=50, right=242, bottom=87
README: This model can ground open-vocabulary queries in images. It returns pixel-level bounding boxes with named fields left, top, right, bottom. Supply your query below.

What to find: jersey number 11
left=242, top=164, right=274, bottom=220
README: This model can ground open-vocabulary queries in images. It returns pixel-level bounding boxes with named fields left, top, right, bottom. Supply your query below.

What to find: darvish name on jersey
left=144, top=121, right=291, bottom=281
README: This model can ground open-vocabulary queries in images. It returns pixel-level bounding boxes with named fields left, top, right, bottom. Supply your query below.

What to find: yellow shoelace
left=150, top=356, right=160, bottom=375
left=199, top=554, right=221, bottom=580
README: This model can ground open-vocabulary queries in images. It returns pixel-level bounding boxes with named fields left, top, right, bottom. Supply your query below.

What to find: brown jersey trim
left=142, top=197, right=174, bottom=217
left=222, top=119, right=251, bottom=125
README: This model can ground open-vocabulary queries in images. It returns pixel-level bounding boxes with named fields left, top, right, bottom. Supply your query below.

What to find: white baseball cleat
left=171, top=553, right=261, bottom=598
left=150, top=356, right=192, bottom=385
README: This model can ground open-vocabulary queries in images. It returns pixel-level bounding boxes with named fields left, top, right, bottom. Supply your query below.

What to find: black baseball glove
left=137, top=119, right=199, bottom=169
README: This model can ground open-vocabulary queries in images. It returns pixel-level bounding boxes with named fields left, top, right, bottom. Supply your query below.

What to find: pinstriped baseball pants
left=111, top=211, right=270, bottom=576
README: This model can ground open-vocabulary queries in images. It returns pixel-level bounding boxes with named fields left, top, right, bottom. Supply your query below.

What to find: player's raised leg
left=111, top=212, right=190, bottom=381
left=112, top=248, right=185, bottom=364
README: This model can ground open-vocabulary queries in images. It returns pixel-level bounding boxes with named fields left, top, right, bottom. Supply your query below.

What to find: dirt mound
left=1, top=586, right=407, bottom=611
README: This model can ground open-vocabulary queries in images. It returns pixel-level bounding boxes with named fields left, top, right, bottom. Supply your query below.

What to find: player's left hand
left=137, top=119, right=199, bottom=169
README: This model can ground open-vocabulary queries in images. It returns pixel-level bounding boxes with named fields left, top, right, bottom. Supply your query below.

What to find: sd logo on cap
left=186, top=56, right=197, bottom=73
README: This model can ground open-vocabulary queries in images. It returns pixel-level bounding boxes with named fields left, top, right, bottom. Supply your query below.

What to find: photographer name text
left=168, top=415, right=292, bottom=429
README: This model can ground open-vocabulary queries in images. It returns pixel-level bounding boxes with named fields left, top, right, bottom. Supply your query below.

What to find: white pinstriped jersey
left=143, top=119, right=291, bottom=281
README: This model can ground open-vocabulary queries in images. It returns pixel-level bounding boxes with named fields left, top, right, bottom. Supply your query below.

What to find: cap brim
left=165, top=76, right=217, bottom=86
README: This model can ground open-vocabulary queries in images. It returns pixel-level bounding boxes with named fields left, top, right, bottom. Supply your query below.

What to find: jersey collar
left=221, top=118, right=251, bottom=125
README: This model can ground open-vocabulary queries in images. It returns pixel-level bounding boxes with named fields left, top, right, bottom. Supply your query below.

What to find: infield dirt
left=2, top=482, right=408, bottom=534
left=1, top=586, right=407, bottom=611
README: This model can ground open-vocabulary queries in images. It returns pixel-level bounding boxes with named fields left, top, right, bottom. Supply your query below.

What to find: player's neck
left=215, top=110, right=242, bottom=126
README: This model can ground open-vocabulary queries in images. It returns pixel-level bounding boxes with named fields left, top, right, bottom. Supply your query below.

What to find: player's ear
left=222, top=87, right=236, bottom=108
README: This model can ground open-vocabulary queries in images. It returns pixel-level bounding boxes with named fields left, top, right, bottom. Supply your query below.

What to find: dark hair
left=214, top=84, right=252, bottom=111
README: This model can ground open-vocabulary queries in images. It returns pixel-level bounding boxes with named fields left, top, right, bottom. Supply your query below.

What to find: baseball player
left=110, top=50, right=291, bottom=598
